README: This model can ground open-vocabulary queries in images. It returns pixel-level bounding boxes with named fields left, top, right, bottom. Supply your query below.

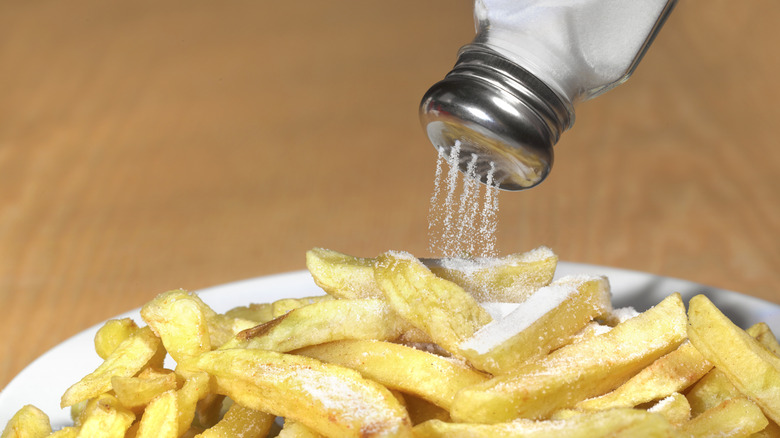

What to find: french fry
left=111, top=370, right=178, bottom=409
left=647, top=393, right=690, bottom=426
left=192, top=348, right=413, bottom=438
left=748, top=322, right=780, bottom=357
left=48, top=427, right=79, bottom=438
left=135, top=390, right=179, bottom=438
left=142, top=290, right=255, bottom=354
left=61, top=326, right=162, bottom=408
left=175, top=372, right=211, bottom=433
left=576, top=340, right=712, bottom=410
left=687, top=294, right=780, bottom=423
left=94, top=318, right=139, bottom=360
left=306, top=248, right=381, bottom=299
left=228, top=299, right=422, bottom=352
left=422, top=246, right=558, bottom=302
left=0, top=405, right=52, bottom=438
left=412, top=408, right=676, bottom=438
left=460, top=275, right=611, bottom=374
left=685, top=369, right=741, bottom=417
left=374, top=251, right=492, bottom=357
left=684, top=322, right=778, bottom=417
left=141, top=290, right=215, bottom=362
left=295, top=339, right=488, bottom=410
left=194, top=403, right=275, bottom=438
left=450, top=293, right=687, bottom=422
left=278, top=420, right=325, bottom=438
left=75, top=394, right=135, bottom=438
left=679, top=397, right=768, bottom=438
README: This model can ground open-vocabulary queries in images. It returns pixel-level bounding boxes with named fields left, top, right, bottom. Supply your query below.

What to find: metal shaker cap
left=420, top=45, right=573, bottom=191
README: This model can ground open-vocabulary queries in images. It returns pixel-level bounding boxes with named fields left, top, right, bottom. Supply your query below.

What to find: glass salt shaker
left=420, top=0, right=677, bottom=190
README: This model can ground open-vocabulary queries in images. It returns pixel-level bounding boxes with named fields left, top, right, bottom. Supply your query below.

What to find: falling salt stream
left=427, top=141, right=500, bottom=258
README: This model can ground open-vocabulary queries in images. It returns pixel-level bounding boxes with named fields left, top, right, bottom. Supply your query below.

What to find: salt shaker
left=420, top=0, right=677, bottom=190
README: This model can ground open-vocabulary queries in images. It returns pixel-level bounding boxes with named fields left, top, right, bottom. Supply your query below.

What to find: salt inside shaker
left=420, top=0, right=677, bottom=190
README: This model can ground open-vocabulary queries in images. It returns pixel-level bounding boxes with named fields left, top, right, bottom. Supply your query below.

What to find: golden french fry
left=576, top=340, right=712, bottom=410
left=687, top=294, right=780, bottom=423
left=174, top=372, right=211, bottom=433
left=647, top=393, right=690, bottom=426
left=228, top=299, right=421, bottom=352
left=142, top=290, right=255, bottom=353
left=412, top=408, right=675, bottom=438
left=194, top=403, right=275, bottom=438
left=61, top=326, right=162, bottom=408
left=192, top=348, right=412, bottom=438
left=295, top=339, right=488, bottom=410
left=0, top=405, right=51, bottom=438
left=136, top=390, right=178, bottom=438
left=450, top=293, right=687, bottom=422
left=748, top=322, right=780, bottom=357
left=141, top=290, right=215, bottom=362
left=679, top=397, right=768, bottom=438
left=460, top=275, right=611, bottom=374
left=278, top=420, right=325, bottom=438
left=306, top=248, right=381, bottom=299
left=374, top=251, right=492, bottom=357
left=685, top=369, right=741, bottom=417
left=685, top=322, right=777, bottom=417
left=75, top=394, right=135, bottom=438
left=422, top=246, right=558, bottom=302
left=94, top=318, right=139, bottom=360
left=111, top=370, right=178, bottom=409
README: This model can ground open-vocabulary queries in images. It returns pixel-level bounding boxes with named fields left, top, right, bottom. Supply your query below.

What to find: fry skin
left=192, top=348, right=412, bottom=438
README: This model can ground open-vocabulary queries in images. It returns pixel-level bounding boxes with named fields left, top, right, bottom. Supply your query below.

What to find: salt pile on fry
left=3, top=247, right=780, bottom=437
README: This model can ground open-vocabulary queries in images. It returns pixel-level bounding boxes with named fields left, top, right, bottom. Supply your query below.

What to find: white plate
left=2, top=263, right=779, bottom=428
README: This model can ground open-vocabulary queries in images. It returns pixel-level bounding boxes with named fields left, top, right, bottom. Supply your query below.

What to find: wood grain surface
left=1, top=0, right=778, bottom=393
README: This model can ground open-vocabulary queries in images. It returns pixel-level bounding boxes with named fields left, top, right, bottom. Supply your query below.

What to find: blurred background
left=1, top=1, right=778, bottom=390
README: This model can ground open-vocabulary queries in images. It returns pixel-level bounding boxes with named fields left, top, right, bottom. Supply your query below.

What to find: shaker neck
left=452, top=44, right=575, bottom=141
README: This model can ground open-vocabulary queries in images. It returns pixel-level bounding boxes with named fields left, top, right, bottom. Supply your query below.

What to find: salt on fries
left=3, top=246, right=780, bottom=438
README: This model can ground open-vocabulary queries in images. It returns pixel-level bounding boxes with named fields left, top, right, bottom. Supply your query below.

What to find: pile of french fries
left=3, top=246, right=780, bottom=437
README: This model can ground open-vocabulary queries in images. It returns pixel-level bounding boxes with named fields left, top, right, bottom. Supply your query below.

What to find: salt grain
left=611, top=307, right=639, bottom=323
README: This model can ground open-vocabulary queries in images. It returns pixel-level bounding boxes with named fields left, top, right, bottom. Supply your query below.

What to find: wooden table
left=1, top=0, right=778, bottom=394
